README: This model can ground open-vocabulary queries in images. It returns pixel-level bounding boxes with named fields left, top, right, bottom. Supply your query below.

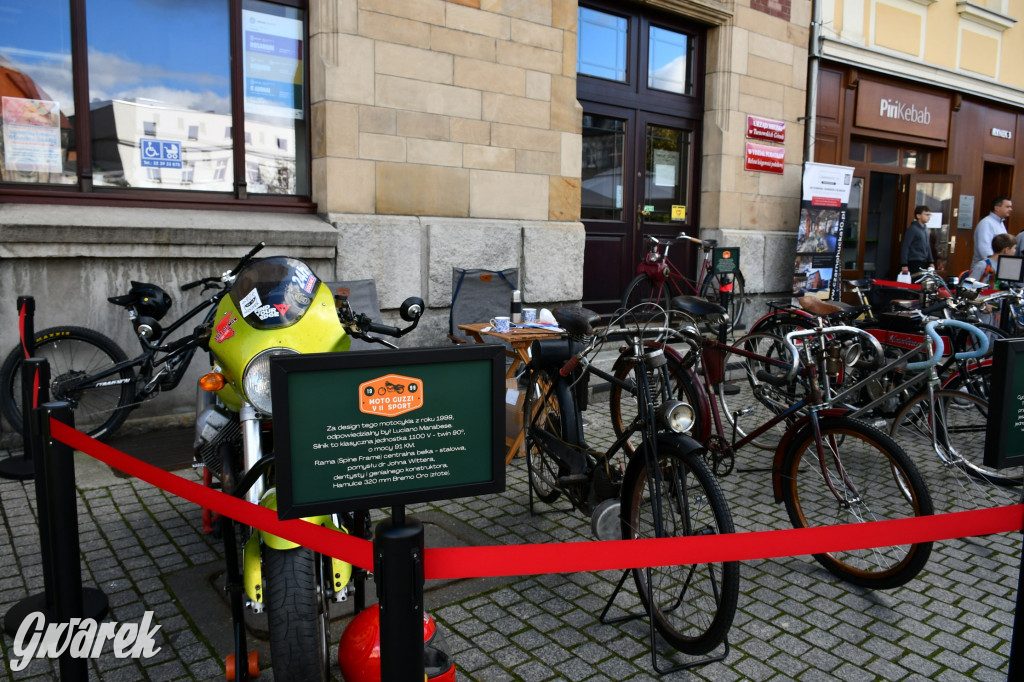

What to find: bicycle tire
left=619, top=273, right=675, bottom=325
left=608, top=348, right=706, bottom=455
left=523, top=369, right=578, bottom=504
left=715, top=332, right=806, bottom=450
left=890, top=389, right=1022, bottom=489
left=780, top=416, right=933, bottom=589
left=0, top=326, right=134, bottom=440
left=700, top=270, right=745, bottom=332
left=620, top=444, right=740, bottom=655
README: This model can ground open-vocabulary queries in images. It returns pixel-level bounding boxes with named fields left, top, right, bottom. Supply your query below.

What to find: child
left=967, top=232, right=1016, bottom=325
left=969, top=232, right=1017, bottom=287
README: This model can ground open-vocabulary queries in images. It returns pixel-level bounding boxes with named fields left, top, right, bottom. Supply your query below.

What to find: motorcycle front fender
left=252, top=490, right=353, bottom=594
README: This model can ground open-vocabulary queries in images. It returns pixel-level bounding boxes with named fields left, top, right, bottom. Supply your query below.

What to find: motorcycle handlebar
left=229, top=242, right=265, bottom=277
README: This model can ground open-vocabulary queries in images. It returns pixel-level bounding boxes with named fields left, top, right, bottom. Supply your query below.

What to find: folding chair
left=447, top=267, right=518, bottom=344
left=324, top=279, right=383, bottom=351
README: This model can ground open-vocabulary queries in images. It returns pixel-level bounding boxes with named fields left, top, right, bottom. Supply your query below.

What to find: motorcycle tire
left=0, top=326, right=134, bottom=440
left=264, top=546, right=331, bottom=682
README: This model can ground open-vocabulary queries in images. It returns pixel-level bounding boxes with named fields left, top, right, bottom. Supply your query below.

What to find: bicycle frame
left=55, top=290, right=223, bottom=401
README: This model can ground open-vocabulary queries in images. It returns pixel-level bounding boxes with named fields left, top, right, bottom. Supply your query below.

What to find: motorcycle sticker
left=240, top=288, right=262, bottom=317
left=292, top=263, right=317, bottom=294
left=253, top=304, right=280, bottom=321
left=273, top=303, right=290, bottom=316
left=359, top=374, right=423, bottom=417
left=215, top=312, right=238, bottom=343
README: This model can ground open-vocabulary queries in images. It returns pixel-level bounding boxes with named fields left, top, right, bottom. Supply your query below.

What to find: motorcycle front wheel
left=264, top=546, right=331, bottom=682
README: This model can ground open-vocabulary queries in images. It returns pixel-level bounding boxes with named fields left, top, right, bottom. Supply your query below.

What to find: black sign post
left=271, top=344, right=505, bottom=680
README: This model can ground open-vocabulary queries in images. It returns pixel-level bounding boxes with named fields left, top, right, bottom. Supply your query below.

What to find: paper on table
left=513, top=323, right=564, bottom=332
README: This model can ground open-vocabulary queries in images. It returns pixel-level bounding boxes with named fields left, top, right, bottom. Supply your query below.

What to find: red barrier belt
left=50, top=419, right=1024, bottom=581
left=50, top=419, right=375, bottom=570
left=18, top=305, right=39, bottom=407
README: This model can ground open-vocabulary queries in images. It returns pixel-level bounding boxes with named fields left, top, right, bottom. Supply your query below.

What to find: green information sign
left=271, top=345, right=506, bottom=518
left=984, top=338, right=1024, bottom=470
left=712, top=246, right=740, bottom=274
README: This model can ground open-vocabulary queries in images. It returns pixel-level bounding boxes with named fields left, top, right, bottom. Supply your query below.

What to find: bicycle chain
left=702, top=434, right=734, bottom=477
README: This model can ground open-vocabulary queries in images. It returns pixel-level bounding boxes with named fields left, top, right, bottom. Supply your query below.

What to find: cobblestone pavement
left=0, top=396, right=1020, bottom=681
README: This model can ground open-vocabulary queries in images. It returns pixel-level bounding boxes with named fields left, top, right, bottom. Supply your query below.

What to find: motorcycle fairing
left=229, top=257, right=321, bottom=330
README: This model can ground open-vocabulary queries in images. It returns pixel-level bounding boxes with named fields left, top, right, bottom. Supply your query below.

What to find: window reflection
left=577, top=7, right=627, bottom=82
left=648, top=27, right=691, bottom=95
left=86, top=0, right=232, bottom=190
left=582, top=114, right=626, bottom=220
left=0, top=0, right=76, bottom=185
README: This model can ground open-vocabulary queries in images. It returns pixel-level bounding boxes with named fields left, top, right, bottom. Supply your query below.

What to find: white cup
left=490, top=316, right=511, bottom=333
left=522, top=308, right=537, bottom=323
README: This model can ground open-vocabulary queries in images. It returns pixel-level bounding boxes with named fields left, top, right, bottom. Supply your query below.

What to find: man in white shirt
left=973, top=196, right=1013, bottom=266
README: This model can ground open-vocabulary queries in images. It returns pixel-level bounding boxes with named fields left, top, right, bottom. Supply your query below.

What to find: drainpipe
left=803, top=0, right=822, bottom=164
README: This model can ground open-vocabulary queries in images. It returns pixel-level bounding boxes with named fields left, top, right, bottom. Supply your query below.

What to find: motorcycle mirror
left=399, top=297, right=425, bottom=322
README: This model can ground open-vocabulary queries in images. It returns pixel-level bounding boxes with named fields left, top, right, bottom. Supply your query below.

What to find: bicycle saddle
left=671, top=295, right=725, bottom=317
left=797, top=295, right=857, bottom=316
left=552, top=306, right=600, bottom=338
left=843, top=279, right=872, bottom=289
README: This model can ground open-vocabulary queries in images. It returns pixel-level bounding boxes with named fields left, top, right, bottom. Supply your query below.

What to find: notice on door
left=271, top=345, right=506, bottom=517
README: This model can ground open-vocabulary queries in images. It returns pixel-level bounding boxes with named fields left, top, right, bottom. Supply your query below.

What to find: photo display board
left=271, top=345, right=506, bottom=518
left=984, top=338, right=1024, bottom=470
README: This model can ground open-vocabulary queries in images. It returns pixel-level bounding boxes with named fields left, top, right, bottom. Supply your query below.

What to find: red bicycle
left=620, top=233, right=746, bottom=332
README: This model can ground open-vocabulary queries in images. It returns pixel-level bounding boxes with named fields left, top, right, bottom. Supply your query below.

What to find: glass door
left=907, top=175, right=959, bottom=276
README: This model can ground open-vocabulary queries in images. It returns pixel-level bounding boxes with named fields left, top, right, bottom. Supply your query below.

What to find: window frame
left=0, top=0, right=314, bottom=213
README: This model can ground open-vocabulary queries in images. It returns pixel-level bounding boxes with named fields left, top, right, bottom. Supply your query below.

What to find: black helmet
left=125, top=281, right=173, bottom=320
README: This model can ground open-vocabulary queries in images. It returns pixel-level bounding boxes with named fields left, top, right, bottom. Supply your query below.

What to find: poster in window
left=242, top=9, right=304, bottom=120
left=2, top=97, right=62, bottom=173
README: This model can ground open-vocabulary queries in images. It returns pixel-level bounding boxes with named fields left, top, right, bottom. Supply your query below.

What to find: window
left=648, top=26, right=692, bottom=95
left=0, top=0, right=310, bottom=207
left=578, top=7, right=628, bottom=82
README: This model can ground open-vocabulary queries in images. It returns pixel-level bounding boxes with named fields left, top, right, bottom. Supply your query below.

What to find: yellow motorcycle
left=192, top=243, right=423, bottom=681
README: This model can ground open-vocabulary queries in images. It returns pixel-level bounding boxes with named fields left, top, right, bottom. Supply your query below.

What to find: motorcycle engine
left=194, top=404, right=241, bottom=475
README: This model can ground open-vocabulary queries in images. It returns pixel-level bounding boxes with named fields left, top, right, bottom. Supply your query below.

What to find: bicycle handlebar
left=758, top=324, right=887, bottom=387
left=900, top=318, right=988, bottom=371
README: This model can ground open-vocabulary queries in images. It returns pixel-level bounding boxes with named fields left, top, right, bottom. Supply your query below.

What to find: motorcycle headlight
left=656, top=399, right=695, bottom=434
left=242, top=348, right=299, bottom=415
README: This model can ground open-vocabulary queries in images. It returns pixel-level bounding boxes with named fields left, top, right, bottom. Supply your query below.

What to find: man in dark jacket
left=900, top=205, right=934, bottom=276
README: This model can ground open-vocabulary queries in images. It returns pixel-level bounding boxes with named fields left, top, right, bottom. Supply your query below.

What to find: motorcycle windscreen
left=229, top=256, right=320, bottom=329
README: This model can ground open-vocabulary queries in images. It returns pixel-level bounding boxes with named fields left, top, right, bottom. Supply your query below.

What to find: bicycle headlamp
left=242, top=347, right=299, bottom=415
left=657, top=399, right=695, bottom=434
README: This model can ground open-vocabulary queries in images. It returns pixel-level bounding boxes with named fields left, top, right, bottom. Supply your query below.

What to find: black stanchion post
left=374, top=505, right=425, bottom=681
left=39, top=401, right=88, bottom=682
left=3, top=359, right=55, bottom=635
left=3, top=362, right=108, bottom=638
left=0, top=296, right=36, bottom=480
left=1008, top=485, right=1023, bottom=682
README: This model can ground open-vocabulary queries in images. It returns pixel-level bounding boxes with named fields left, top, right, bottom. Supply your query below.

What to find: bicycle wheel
left=609, top=348, right=706, bottom=455
left=0, top=326, right=134, bottom=440
left=700, top=270, right=745, bottom=332
left=620, top=445, right=739, bottom=655
left=715, top=332, right=806, bottom=450
left=619, top=274, right=674, bottom=324
left=780, top=416, right=933, bottom=589
left=890, top=389, right=1021, bottom=489
left=523, top=370, right=572, bottom=504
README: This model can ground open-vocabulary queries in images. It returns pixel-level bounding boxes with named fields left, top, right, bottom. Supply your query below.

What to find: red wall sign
left=746, top=115, right=786, bottom=143
left=744, top=142, right=785, bottom=174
